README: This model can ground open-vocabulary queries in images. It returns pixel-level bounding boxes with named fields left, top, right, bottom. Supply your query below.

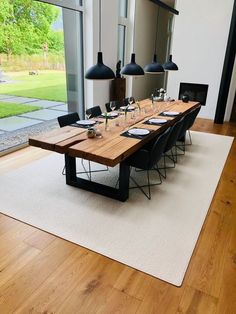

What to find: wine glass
left=86, top=112, right=91, bottom=120
left=128, top=97, right=134, bottom=107
left=110, top=101, right=116, bottom=112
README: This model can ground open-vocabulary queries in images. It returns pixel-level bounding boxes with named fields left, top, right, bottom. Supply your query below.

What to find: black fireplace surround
left=178, top=82, right=209, bottom=106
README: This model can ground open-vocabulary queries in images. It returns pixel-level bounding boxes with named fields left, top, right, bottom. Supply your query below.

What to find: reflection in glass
left=119, top=0, right=128, bottom=18
left=118, top=25, right=126, bottom=66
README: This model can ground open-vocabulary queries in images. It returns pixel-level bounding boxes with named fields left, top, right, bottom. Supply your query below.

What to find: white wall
left=167, top=0, right=234, bottom=120
left=132, top=0, right=169, bottom=100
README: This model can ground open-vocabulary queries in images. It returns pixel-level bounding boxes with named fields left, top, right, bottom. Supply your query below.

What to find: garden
left=0, top=0, right=66, bottom=119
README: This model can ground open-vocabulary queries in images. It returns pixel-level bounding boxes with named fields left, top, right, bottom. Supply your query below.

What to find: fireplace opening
left=178, top=83, right=209, bottom=106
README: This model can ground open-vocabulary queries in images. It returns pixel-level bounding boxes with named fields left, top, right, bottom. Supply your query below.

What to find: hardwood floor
left=0, top=118, right=235, bottom=314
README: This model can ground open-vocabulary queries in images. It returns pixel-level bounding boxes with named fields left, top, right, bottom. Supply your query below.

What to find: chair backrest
left=149, top=127, right=171, bottom=168
left=164, top=117, right=185, bottom=153
left=124, top=97, right=135, bottom=106
left=186, top=106, right=201, bottom=130
left=57, top=112, right=80, bottom=128
left=105, top=100, right=123, bottom=112
left=178, top=110, right=193, bottom=140
left=86, top=106, right=102, bottom=118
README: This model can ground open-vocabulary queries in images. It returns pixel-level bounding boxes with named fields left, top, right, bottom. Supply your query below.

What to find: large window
left=118, top=0, right=129, bottom=66
left=0, top=0, right=84, bottom=153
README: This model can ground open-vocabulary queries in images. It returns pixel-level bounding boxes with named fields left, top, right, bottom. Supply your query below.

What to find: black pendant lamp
left=85, top=0, right=115, bottom=80
left=144, top=6, right=164, bottom=74
left=121, top=1, right=144, bottom=76
left=163, top=54, right=178, bottom=71
left=163, top=15, right=178, bottom=71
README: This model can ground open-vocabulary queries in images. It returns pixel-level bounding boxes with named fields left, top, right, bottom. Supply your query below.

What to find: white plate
left=102, top=112, right=118, bottom=117
left=148, top=118, right=167, bottom=124
left=128, top=128, right=150, bottom=136
left=120, top=105, right=135, bottom=110
left=76, top=120, right=96, bottom=125
left=163, top=111, right=179, bottom=116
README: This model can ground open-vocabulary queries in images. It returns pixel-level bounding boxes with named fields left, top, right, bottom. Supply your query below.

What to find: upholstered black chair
left=105, top=100, right=123, bottom=112
left=86, top=106, right=102, bottom=118
left=57, top=112, right=107, bottom=179
left=58, top=112, right=79, bottom=127
left=177, top=106, right=201, bottom=152
left=154, top=117, right=185, bottom=179
left=125, top=127, right=171, bottom=199
left=184, top=106, right=201, bottom=144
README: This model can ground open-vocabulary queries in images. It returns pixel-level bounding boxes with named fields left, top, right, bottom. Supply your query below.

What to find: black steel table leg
left=64, top=154, right=130, bottom=201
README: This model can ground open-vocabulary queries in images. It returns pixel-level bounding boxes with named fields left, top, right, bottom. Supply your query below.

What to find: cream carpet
left=0, top=131, right=233, bottom=286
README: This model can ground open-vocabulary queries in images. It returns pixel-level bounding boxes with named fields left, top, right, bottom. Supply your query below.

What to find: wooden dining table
left=29, top=99, right=200, bottom=201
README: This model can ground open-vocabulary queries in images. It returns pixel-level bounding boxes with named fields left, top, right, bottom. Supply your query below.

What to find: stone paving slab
left=20, top=109, right=65, bottom=121
left=29, top=99, right=66, bottom=108
left=0, top=131, right=4, bottom=135
left=0, top=94, right=17, bottom=100
left=0, top=116, right=42, bottom=132
left=1, top=96, right=40, bottom=104
left=50, top=104, right=68, bottom=112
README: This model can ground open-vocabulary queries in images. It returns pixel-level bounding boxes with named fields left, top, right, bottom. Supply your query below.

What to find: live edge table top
left=29, top=100, right=200, bottom=167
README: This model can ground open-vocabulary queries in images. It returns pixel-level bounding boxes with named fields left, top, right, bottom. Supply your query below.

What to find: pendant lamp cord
left=99, top=0, right=101, bottom=51
left=132, top=0, right=137, bottom=53
left=169, top=14, right=175, bottom=54
left=154, top=6, right=160, bottom=55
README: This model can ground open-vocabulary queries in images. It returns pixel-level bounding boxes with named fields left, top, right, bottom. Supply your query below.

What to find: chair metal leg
left=129, top=168, right=162, bottom=200
left=157, top=155, right=167, bottom=179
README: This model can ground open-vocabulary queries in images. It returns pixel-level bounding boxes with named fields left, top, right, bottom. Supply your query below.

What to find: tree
left=0, top=0, right=63, bottom=57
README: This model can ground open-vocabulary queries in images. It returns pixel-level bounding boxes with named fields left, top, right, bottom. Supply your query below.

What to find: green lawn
left=0, top=102, right=42, bottom=119
left=0, top=71, right=67, bottom=102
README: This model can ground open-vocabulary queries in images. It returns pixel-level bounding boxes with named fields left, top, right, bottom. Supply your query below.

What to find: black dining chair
left=105, top=100, right=123, bottom=112
left=155, top=117, right=186, bottom=179
left=184, top=106, right=201, bottom=145
left=58, top=112, right=79, bottom=127
left=176, top=106, right=201, bottom=154
left=86, top=105, right=102, bottom=118
left=57, top=112, right=106, bottom=179
left=125, top=127, right=171, bottom=200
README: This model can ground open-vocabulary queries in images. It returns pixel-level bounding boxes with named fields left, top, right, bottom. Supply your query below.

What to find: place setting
left=120, top=127, right=153, bottom=139
left=143, top=118, right=168, bottom=126
left=159, top=111, right=181, bottom=117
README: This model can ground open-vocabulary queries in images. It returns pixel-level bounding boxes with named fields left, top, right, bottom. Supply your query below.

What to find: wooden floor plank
left=176, top=286, right=218, bottom=314
left=0, top=239, right=77, bottom=313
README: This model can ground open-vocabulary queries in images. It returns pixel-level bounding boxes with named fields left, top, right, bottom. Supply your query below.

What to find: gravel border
left=0, top=120, right=59, bottom=152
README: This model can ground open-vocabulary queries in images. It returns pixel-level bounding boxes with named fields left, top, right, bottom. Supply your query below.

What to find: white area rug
left=0, top=131, right=233, bottom=286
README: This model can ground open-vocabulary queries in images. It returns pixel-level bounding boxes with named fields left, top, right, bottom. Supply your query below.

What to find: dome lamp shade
left=144, top=54, right=164, bottom=74
left=163, top=54, right=178, bottom=71
left=85, top=52, right=115, bottom=80
left=85, top=0, right=115, bottom=80
left=121, top=53, right=144, bottom=76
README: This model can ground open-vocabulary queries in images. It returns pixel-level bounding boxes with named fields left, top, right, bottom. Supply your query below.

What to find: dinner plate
left=162, top=111, right=179, bottom=116
left=148, top=118, right=167, bottom=124
left=76, top=120, right=96, bottom=126
left=120, top=105, right=135, bottom=111
left=128, top=128, right=150, bottom=136
left=101, top=112, right=118, bottom=117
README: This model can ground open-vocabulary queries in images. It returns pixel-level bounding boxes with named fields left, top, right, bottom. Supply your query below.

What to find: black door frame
left=214, top=0, right=236, bottom=124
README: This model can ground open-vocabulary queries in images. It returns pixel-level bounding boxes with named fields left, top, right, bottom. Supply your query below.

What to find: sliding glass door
left=37, top=0, right=85, bottom=118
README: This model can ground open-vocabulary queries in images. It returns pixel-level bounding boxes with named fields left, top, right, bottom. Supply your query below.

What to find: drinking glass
left=86, top=113, right=91, bottom=120
left=110, top=101, right=116, bottom=112
left=128, top=97, right=133, bottom=107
